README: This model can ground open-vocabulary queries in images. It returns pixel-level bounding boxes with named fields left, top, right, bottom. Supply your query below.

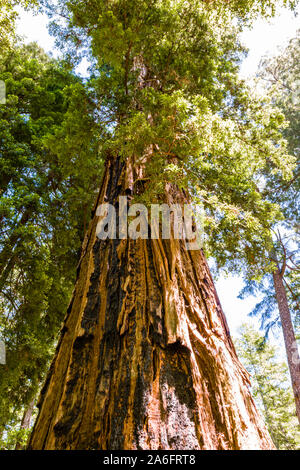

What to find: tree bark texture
left=273, top=269, right=300, bottom=424
left=28, top=156, right=274, bottom=450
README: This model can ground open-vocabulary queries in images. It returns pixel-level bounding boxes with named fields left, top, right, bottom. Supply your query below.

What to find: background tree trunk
left=15, top=399, right=35, bottom=450
left=272, top=268, right=300, bottom=424
left=28, top=156, right=274, bottom=450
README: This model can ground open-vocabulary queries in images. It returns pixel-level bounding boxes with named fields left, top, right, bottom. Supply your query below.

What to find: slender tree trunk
left=28, top=156, right=274, bottom=450
left=272, top=268, right=300, bottom=424
left=15, top=399, right=35, bottom=450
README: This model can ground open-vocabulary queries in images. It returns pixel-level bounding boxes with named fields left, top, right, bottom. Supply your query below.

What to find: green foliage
left=236, top=324, right=300, bottom=449
left=0, top=41, right=103, bottom=433
left=239, top=32, right=300, bottom=333
left=0, top=421, right=32, bottom=450
left=0, top=1, right=38, bottom=48
left=239, top=249, right=300, bottom=336
left=42, top=0, right=297, bottom=280
left=259, top=31, right=300, bottom=224
left=1, top=0, right=299, bottom=441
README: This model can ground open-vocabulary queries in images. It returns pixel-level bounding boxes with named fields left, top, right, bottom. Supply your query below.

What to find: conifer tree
left=28, top=0, right=298, bottom=449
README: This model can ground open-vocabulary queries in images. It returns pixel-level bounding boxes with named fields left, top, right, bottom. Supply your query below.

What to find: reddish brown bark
left=28, top=156, right=274, bottom=450
left=272, top=268, right=300, bottom=424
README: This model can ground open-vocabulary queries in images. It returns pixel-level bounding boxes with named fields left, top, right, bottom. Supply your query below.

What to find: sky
left=15, top=5, right=299, bottom=338
left=239, top=7, right=299, bottom=78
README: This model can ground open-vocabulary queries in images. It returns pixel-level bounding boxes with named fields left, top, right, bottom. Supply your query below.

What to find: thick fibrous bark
left=29, top=157, right=274, bottom=450
left=273, top=269, right=300, bottom=424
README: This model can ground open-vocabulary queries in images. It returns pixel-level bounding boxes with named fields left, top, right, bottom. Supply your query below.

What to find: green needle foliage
left=236, top=324, right=300, bottom=449
left=238, top=31, right=299, bottom=334
left=43, top=0, right=297, bottom=277
left=0, top=1, right=38, bottom=48
left=259, top=31, right=299, bottom=218
left=0, top=40, right=103, bottom=443
left=0, top=0, right=299, bottom=446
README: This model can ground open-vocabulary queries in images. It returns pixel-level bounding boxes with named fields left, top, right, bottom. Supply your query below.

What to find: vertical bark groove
left=28, top=156, right=274, bottom=450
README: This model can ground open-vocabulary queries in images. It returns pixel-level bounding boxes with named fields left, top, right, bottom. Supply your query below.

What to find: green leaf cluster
left=0, top=41, right=103, bottom=437
left=236, top=324, right=300, bottom=449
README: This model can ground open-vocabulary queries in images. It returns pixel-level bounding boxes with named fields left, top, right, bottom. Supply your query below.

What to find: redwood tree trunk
left=272, top=268, right=300, bottom=424
left=28, top=156, right=274, bottom=450
left=15, top=399, right=35, bottom=450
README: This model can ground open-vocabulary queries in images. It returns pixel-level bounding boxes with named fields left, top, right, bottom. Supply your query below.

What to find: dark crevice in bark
left=28, top=156, right=274, bottom=450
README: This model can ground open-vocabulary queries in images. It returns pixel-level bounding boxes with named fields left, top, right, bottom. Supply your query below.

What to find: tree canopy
left=41, top=0, right=297, bottom=276
left=239, top=31, right=299, bottom=334
left=0, top=0, right=299, bottom=448
left=236, top=324, right=300, bottom=449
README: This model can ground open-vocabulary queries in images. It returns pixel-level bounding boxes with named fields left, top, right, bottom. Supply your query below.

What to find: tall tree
left=0, top=1, right=38, bottom=48
left=236, top=324, right=300, bottom=450
left=27, top=0, right=298, bottom=449
left=15, top=399, right=35, bottom=450
left=238, top=31, right=300, bottom=423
